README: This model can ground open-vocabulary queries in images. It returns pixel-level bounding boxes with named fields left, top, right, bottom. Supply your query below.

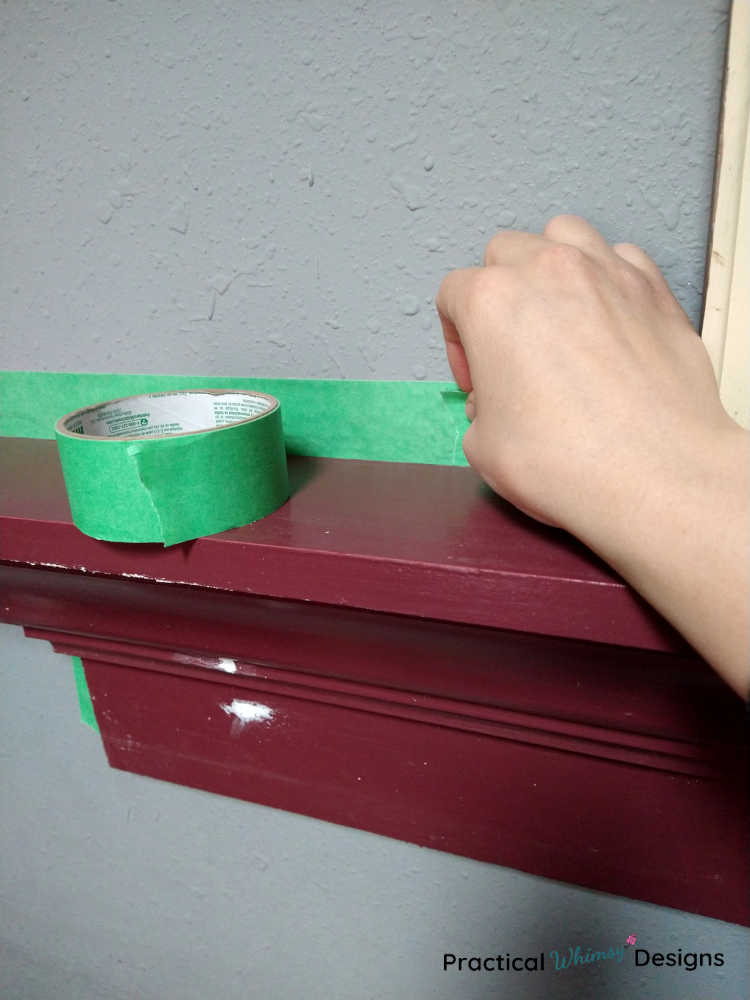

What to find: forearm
left=578, top=424, right=750, bottom=699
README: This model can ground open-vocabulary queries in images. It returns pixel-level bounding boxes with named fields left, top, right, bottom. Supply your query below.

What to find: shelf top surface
left=0, top=437, right=684, bottom=651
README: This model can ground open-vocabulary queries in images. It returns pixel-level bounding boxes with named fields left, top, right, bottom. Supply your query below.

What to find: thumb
left=462, top=417, right=482, bottom=471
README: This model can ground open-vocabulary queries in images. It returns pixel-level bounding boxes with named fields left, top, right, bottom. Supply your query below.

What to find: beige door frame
left=702, top=0, right=749, bottom=429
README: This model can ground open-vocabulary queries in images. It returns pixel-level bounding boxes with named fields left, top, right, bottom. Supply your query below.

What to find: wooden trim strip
left=702, top=0, right=750, bottom=427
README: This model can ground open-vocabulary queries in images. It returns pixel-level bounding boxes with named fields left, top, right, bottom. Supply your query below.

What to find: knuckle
left=465, top=267, right=505, bottom=317
left=618, top=261, right=650, bottom=296
left=543, top=214, right=587, bottom=241
left=614, top=241, right=644, bottom=258
left=483, top=231, right=511, bottom=265
left=537, top=241, right=588, bottom=276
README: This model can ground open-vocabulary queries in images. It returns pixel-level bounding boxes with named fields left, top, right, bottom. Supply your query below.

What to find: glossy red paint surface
left=1, top=438, right=686, bottom=649
left=1, top=437, right=747, bottom=924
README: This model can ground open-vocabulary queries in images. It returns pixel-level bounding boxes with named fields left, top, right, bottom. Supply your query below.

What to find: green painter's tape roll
left=55, top=389, right=289, bottom=546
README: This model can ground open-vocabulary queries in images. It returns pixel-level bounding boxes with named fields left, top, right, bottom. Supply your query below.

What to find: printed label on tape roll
left=61, top=390, right=275, bottom=438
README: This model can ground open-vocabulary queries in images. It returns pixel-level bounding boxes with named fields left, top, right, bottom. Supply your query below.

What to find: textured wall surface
left=1, top=0, right=728, bottom=379
left=3, top=2, right=749, bottom=999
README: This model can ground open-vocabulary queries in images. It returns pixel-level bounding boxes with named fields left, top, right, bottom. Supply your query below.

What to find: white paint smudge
left=216, top=657, right=237, bottom=673
left=220, top=699, right=273, bottom=725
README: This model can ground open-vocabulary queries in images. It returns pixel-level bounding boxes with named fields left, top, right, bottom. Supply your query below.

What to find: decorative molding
left=27, top=627, right=728, bottom=780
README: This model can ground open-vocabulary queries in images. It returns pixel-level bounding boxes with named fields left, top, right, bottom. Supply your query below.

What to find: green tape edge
left=72, top=657, right=100, bottom=732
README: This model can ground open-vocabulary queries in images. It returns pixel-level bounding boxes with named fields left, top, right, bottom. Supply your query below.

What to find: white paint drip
left=220, top=699, right=273, bottom=725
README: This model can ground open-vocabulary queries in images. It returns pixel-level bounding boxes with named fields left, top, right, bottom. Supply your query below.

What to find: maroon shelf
left=1, top=437, right=747, bottom=925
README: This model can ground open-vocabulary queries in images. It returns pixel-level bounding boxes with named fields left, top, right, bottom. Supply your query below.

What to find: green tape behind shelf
left=2, top=370, right=470, bottom=726
left=1, top=371, right=470, bottom=466
left=72, top=657, right=99, bottom=732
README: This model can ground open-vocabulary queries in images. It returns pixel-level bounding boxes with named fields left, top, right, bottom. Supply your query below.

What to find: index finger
left=435, top=267, right=483, bottom=393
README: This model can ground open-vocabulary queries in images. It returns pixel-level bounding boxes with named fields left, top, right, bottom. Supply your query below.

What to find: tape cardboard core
left=58, top=390, right=275, bottom=439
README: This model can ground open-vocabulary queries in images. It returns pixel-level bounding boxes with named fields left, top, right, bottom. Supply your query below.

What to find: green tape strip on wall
left=1, top=370, right=470, bottom=729
left=1, top=371, right=470, bottom=466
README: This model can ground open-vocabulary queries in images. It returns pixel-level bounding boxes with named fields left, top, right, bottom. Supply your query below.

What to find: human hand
left=436, top=215, right=735, bottom=542
left=436, top=215, right=749, bottom=697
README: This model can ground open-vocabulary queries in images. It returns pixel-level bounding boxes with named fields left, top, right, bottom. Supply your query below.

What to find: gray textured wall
left=1, top=0, right=727, bottom=378
left=3, top=2, right=749, bottom=999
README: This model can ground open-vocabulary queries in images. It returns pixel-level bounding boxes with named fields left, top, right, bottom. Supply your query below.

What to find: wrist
left=577, top=421, right=749, bottom=696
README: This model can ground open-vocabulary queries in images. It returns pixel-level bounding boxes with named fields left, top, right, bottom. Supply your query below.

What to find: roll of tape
left=55, top=389, right=288, bottom=546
